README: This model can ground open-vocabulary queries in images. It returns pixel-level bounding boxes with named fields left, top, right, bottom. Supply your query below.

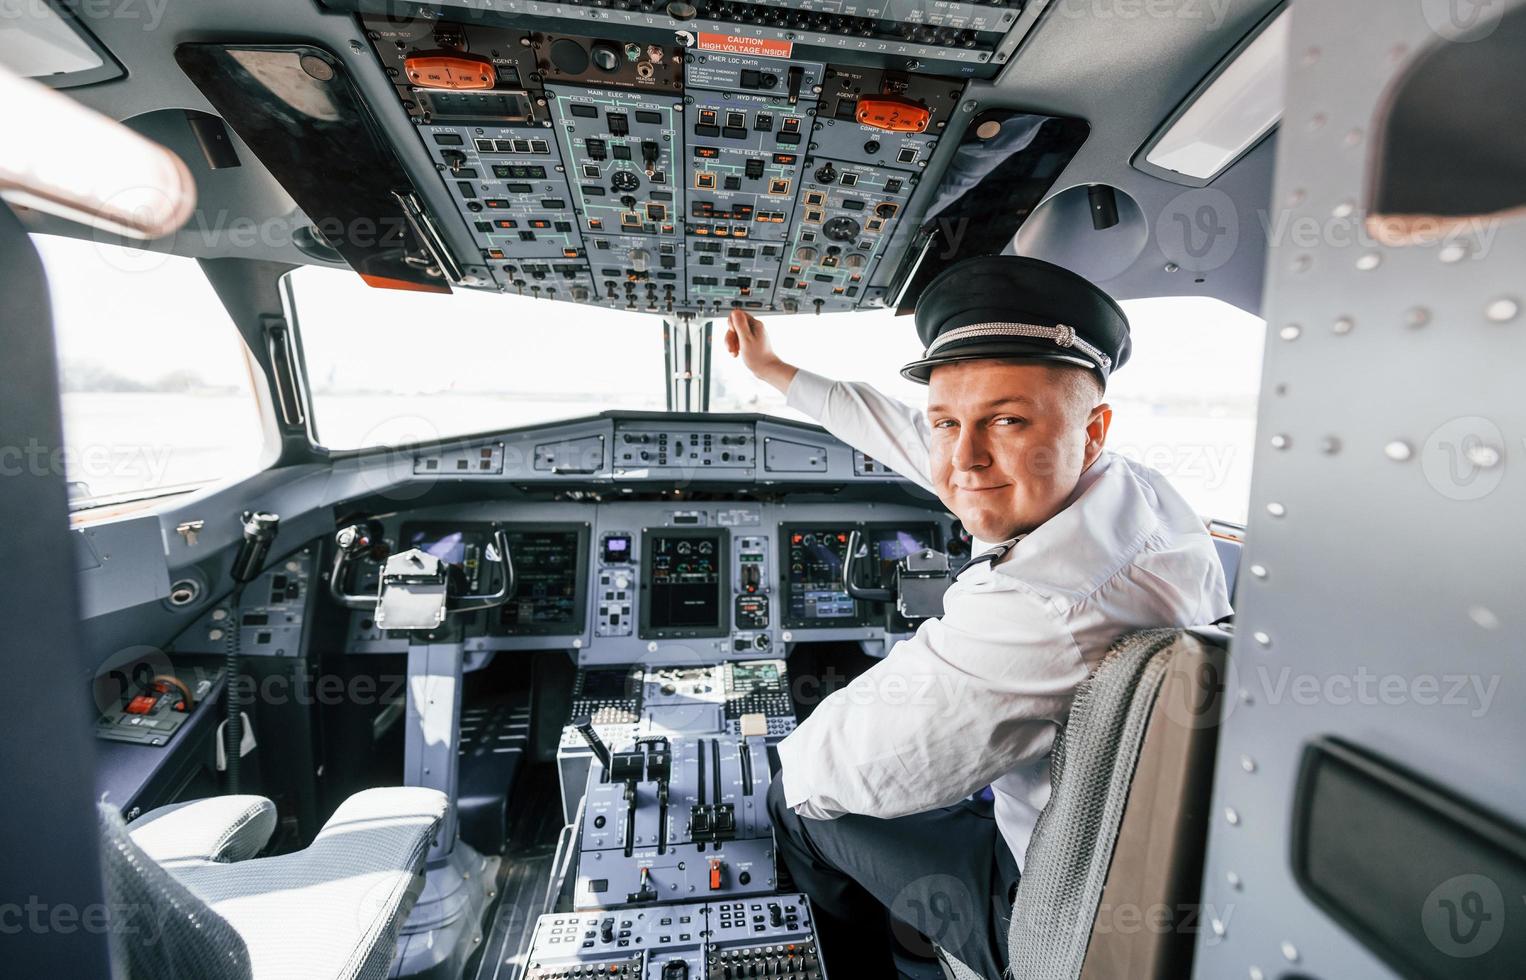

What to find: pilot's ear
left=1084, top=403, right=1112, bottom=464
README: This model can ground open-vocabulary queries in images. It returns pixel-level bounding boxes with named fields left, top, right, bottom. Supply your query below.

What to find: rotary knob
left=590, top=43, right=621, bottom=72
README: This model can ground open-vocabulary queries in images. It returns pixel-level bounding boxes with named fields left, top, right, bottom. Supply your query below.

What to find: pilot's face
left=926, top=360, right=1111, bottom=543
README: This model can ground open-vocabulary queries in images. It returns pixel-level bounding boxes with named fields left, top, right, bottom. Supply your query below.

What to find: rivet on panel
left=1331, top=317, right=1354, bottom=335
left=1269, top=434, right=1290, bottom=450
left=1164, top=262, right=1180, bottom=273
left=1355, top=253, right=1382, bottom=271
left=1249, top=564, right=1268, bottom=580
left=1344, top=128, right=1364, bottom=147
left=1308, top=113, right=1327, bottom=131
left=1301, top=46, right=1320, bottom=66
left=1253, top=631, right=1271, bottom=647
left=1320, top=436, right=1342, bottom=455
left=1238, top=688, right=1254, bottom=705
left=1249, top=968, right=1265, bottom=980
left=1465, top=443, right=1502, bottom=469
left=1439, top=242, right=1470, bottom=263
left=1240, top=755, right=1256, bottom=773
left=1332, top=200, right=1355, bottom=219
left=1279, top=324, right=1302, bottom=341
left=1286, top=188, right=1306, bottom=207
left=1281, top=942, right=1300, bottom=963
left=1485, top=297, right=1520, bottom=323
left=1290, top=254, right=1312, bottom=273
left=1389, top=42, right=1410, bottom=63
left=1274, top=383, right=1289, bottom=397
left=1225, top=807, right=1240, bottom=826
left=1226, top=871, right=1242, bottom=890
left=1266, top=502, right=1286, bottom=517
left=1211, top=917, right=1226, bottom=937
left=1404, top=307, right=1432, bottom=329
left=1384, top=441, right=1413, bottom=462
left=1469, top=606, right=1500, bottom=630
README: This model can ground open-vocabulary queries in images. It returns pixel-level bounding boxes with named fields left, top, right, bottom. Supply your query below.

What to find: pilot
left=726, top=255, right=1232, bottom=977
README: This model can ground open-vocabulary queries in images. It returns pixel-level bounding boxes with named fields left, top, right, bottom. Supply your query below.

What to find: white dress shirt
left=777, top=369, right=1233, bottom=865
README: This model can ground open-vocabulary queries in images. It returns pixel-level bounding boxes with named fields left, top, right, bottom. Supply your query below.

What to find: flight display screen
left=641, top=530, right=727, bottom=637
left=783, top=527, right=861, bottom=627
left=577, top=667, right=636, bottom=701
left=405, top=527, right=468, bottom=566
left=498, top=527, right=585, bottom=634
left=401, top=523, right=488, bottom=592
left=870, top=525, right=939, bottom=587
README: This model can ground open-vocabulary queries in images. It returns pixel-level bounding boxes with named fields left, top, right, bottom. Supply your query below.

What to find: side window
left=1107, top=297, right=1265, bottom=523
left=34, top=235, right=268, bottom=508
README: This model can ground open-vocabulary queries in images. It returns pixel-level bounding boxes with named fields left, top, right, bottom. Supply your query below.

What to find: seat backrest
left=1005, top=628, right=1228, bottom=980
left=97, top=803, right=254, bottom=980
left=1076, top=628, right=1227, bottom=979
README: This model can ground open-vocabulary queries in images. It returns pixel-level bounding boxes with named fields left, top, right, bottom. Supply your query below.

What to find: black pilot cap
left=900, top=255, right=1131, bottom=386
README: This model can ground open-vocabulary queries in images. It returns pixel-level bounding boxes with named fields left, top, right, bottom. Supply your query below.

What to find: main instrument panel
left=355, top=9, right=977, bottom=314
left=336, top=500, right=945, bottom=664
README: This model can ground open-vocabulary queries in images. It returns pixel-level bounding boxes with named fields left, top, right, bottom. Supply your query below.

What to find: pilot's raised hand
left=726, top=308, right=799, bottom=393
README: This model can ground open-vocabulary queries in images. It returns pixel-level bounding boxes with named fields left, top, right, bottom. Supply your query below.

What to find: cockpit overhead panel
left=356, top=10, right=976, bottom=315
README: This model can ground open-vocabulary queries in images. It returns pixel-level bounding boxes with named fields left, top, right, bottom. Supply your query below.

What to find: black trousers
left=766, top=775, right=1020, bottom=979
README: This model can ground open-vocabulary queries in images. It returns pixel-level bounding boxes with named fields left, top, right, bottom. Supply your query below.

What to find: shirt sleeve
left=785, top=369, right=936, bottom=493
left=776, top=577, right=1088, bottom=820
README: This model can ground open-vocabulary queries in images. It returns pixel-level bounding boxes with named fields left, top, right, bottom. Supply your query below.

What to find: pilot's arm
left=777, top=571, right=1084, bottom=819
left=726, top=310, right=935, bottom=492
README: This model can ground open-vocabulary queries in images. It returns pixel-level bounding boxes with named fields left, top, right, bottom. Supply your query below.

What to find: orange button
left=404, top=53, right=496, bottom=91
left=856, top=95, right=932, bottom=133
left=709, top=858, right=723, bottom=890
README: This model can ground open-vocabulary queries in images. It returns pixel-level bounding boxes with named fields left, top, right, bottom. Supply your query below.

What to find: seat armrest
left=128, top=795, right=277, bottom=868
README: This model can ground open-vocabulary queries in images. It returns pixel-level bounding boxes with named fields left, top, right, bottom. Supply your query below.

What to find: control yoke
left=842, top=529, right=952, bottom=622
left=328, top=523, right=516, bottom=630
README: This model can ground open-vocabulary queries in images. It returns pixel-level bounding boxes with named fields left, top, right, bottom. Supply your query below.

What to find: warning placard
left=696, top=32, right=795, bottom=58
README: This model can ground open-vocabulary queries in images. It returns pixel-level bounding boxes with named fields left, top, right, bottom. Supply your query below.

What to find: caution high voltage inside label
left=696, top=33, right=795, bottom=58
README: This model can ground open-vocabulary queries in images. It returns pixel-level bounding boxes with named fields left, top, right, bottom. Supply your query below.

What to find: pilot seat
left=937, top=626, right=1231, bottom=980
left=98, top=786, right=448, bottom=980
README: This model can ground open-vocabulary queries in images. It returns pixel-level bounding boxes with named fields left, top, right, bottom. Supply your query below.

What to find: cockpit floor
left=467, top=763, right=565, bottom=980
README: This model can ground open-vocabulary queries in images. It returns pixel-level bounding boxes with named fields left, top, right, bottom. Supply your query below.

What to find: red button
left=125, top=694, right=157, bottom=715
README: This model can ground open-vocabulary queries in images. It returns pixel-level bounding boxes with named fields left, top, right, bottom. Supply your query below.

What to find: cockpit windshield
left=287, top=264, right=666, bottom=449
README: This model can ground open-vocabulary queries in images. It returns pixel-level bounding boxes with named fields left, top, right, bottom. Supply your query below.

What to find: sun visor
left=176, top=43, right=460, bottom=294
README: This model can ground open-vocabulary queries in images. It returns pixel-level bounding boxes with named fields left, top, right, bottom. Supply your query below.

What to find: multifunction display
left=400, top=523, right=492, bottom=593
left=498, top=526, right=587, bottom=634
left=640, top=529, right=728, bottom=638
left=782, top=527, right=860, bottom=627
